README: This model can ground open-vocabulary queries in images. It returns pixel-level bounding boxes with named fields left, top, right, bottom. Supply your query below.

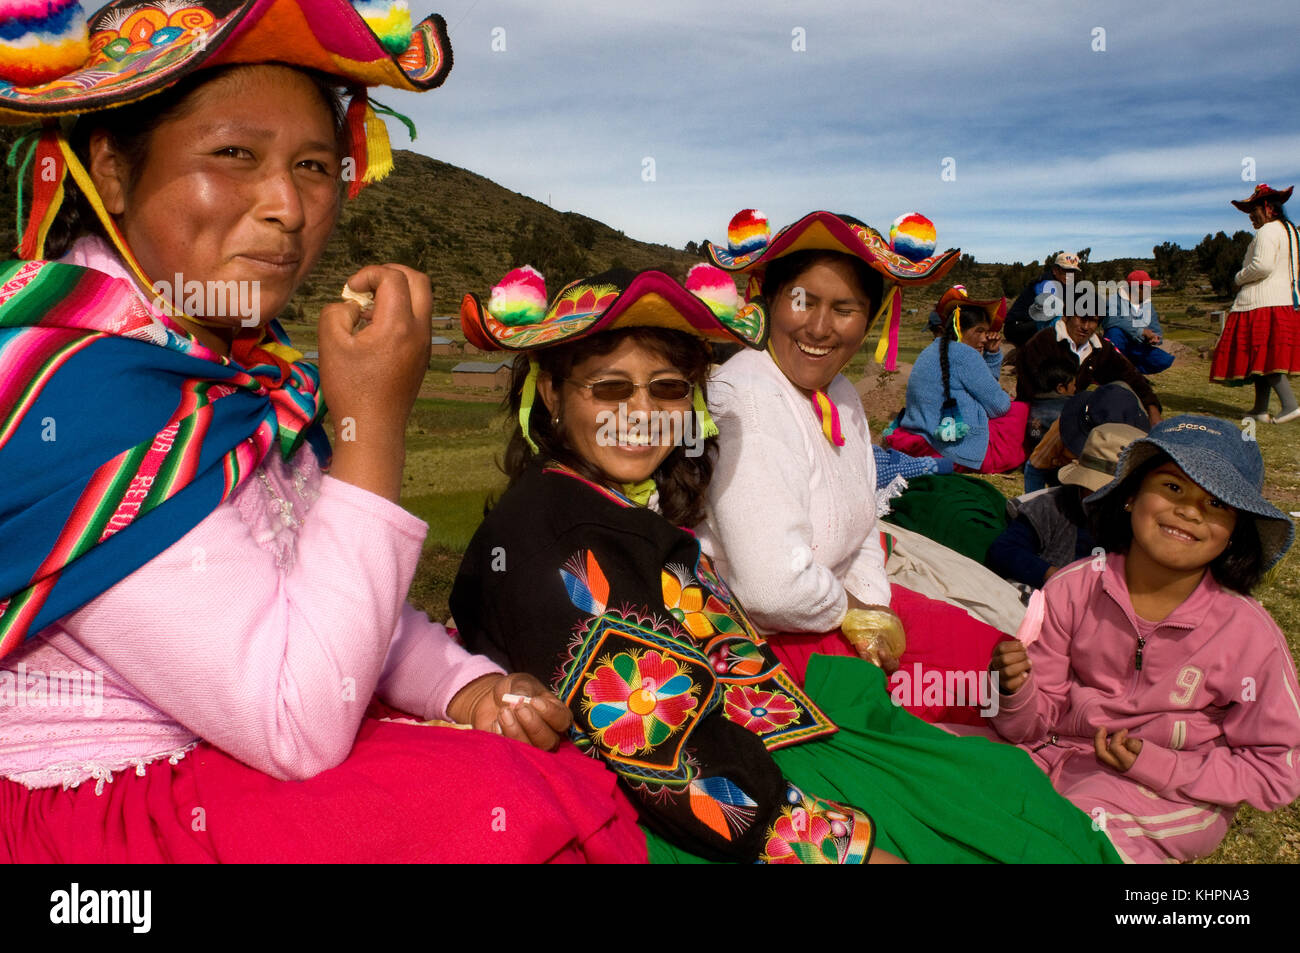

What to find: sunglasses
left=569, top=378, right=693, bottom=402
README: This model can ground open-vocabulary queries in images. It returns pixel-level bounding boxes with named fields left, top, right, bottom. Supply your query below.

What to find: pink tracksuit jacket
left=992, top=552, right=1300, bottom=863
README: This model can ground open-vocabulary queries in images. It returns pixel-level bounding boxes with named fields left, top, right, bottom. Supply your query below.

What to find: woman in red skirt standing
left=1210, top=184, right=1300, bottom=424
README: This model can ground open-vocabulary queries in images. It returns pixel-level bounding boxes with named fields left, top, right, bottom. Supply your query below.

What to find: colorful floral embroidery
left=724, top=685, right=800, bottom=735
left=662, top=567, right=714, bottom=639
left=662, top=563, right=746, bottom=641
left=660, top=561, right=837, bottom=750
left=761, top=783, right=874, bottom=865
left=583, top=649, right=701, bottom=757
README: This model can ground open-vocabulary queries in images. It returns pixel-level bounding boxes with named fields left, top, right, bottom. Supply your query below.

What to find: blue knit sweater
left=899, top=339, right=1011, bottom=469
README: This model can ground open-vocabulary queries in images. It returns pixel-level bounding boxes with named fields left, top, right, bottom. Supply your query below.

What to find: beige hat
left=1058, top=423, right=1148, bottom=492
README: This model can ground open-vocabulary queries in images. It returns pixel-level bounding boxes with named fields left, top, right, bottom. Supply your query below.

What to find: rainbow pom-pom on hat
left=889, top=212, right=937, bottom=263
left=684, top=263, right=741, bottom=320
left=727, top=208, right=770, bottom=257
left=0, top=0, right=90, bottom=87
left=487, top=265, right=548, bottom=326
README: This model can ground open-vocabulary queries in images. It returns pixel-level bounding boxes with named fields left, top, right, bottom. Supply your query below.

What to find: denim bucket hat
left=1085, top=415, right=1295, bottom=572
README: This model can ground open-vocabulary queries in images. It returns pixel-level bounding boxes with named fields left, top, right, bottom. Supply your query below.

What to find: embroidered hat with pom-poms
left=702, top=209, right=960, bottom=373
left=704, top=209, right=958, bottom=286
left=0, top=0, right=454, bottom=305
left=461, top=263, right=767, bottom=353
left=0, top=0, right=452, bottom=122
left=463, top=263, right=763, bottom=455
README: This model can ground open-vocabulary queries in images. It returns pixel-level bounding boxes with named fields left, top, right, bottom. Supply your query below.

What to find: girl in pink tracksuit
left=990, top=415, right=1300, bottom=863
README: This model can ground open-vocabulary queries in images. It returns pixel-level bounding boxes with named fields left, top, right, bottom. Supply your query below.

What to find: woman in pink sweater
left=0, top=0, right=644, bottom=863
left=990, top=416, right=1300, bottom=863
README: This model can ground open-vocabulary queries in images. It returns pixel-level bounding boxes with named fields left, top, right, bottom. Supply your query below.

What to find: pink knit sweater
left=0, top=240, right=500, bottom=791
left=0, top=445, right=501, bottom=792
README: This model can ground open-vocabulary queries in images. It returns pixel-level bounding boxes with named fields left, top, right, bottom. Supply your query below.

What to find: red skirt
left=883, top=403, right=1029, bottom=474
left=1210, top=305, right=1300, bottom=381
left=0, top=718, right=647, bottom=863
left=764, top=584, right=1005, bottom=727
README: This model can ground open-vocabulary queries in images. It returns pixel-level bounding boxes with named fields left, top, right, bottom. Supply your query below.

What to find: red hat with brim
left=1126, top=270, right=1160, bottom=288
left=936, top=286, right=1007, bottom=332
left=1231, top=184, right=1293, bottom=212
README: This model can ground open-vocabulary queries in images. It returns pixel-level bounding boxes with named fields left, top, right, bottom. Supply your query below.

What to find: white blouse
left=698, top=348, right=890, bottom=634
left=1232, top=221, right=1300, bottom=312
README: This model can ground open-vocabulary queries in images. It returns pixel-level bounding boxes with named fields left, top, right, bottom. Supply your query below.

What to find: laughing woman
left=0, top=0, right=643, bottom=862
left=450, top=263, right=1119, bottom=864
left=698, top=211, right=1013, bottom=724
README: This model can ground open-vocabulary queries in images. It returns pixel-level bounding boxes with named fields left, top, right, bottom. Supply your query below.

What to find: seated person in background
left=1004, top=252, right=1084, bottom=347
left=987, top=423, right=1146, bottom=589
left=1103, top=270, right=1174, bottom=375
left=1024, top=354, right=1078, bottom=452
left=1015, top=308, right=1161, bottom=432
left=886, top=286, right=1029, bottom=473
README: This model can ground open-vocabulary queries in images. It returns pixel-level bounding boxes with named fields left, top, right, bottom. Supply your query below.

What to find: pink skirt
left=884, top=402, right=1029, bottom=474
left=1210, top=305, right=1300, bottom=381
left=765, top=584, right=1005, bottom=726
left=0, top=718, right=647, bottom=863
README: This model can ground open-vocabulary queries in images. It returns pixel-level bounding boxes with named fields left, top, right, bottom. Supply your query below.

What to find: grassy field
left=390, top=296, right=1298, bottom=864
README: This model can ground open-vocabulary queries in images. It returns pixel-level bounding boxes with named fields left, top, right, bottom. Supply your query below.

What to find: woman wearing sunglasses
left=449, top=264, right=1119, bottom=864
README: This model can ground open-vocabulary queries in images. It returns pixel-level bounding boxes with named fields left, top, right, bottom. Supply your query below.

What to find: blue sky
left=387, top=0, right=1300, bottom=264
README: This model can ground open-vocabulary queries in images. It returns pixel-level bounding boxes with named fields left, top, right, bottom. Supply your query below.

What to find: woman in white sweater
left=696, top=211, right=1010, bottom=726
left=1210, top=184, right=1300, bottom=423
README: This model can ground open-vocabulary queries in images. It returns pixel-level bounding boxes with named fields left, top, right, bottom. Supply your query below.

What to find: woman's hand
left=990, top=639, right=1031, bottom=694
left=447, top=673, right=573, bottom=751
left=983, top=330, right=1002, bottom=353
left=318, top=264, right=432, bottom=501
left=1094, top=726, right=1142, bottom=772
left=842, top=600, right=904, bottom=674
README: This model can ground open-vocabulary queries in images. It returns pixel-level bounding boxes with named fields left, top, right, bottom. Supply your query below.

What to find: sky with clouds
left=387, top=0, right=1300, bottom=264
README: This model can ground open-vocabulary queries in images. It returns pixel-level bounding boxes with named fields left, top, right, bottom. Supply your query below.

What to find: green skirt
left=647, top=655, right=1121, bottom=864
